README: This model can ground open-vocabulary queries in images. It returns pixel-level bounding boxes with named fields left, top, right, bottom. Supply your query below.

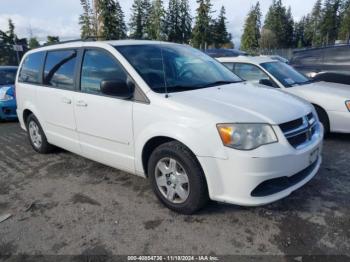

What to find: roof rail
left=43, top=39, right=84, bottom=46
left=42, top=36, right=123, bottom=47
left=43, top=36, right=104, bottom=47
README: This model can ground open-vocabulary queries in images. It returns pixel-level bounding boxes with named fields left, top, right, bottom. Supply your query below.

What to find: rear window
left=18, top=52, right=46, bottom=84
left=43, top=50, right=77, bottom=90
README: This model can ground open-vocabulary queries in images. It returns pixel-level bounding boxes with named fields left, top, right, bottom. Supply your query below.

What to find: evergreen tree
left=79, top=0, right=94, bottom=38
left=6, top=19, right=16, bottom=42
left=142, top=0, right=153, bottom=39
left=259, top=27, right=278, bottom=49
left=264, top=0, right=294, bottom=48
left=240, top=2, right=262, bottom=51
left=96, top=0, right=127, bottom=40
left=320, top=0, right=341, bottom=45
left=28, top=37, right=40, bottom=49
left=285, top=7, right=294, bottom=47
left=304, top=15, right=314, bottom=46
left=147, top=0, right=166, bottom=40
left=130, top=0, right=143, bottom=39
left=0, top=20, right=19, bottom=65
left=46, top=36, right=60, bottom=44
left=212, top=6, right=232, bottom=48
left=309, top=0, right=323, bottom=46
left=80, top=0, right=127, bottom=39
left=191, top=0, right=213, bottom=49
left=339, top=0, right=350, bottom=42
left=115, top=0, right=127, bottom=39
left=179, top=0, right=192, bottom=43
left=129, top=0, right=151, bottom=39
left=294, top=16, right=313, bottom=48
left=165, top=0, right=181, bottom=42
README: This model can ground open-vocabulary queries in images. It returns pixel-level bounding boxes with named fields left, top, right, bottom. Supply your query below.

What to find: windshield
left=0, top=68, right=17, bottom=86
left=261, top=62, right=310, bottom=87
left=115, top=44, right=242, bottom=93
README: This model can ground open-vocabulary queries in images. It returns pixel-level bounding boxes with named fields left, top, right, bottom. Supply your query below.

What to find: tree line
left=1, top=0, right=350, bottom=66
left=0, top=19, right=62, bottom=65
left=241, top=0, right=350, bottom=52
left=79, top=0, right=233, bottom=49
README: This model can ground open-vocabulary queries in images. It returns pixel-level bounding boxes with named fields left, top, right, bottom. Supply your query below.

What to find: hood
left=170, top=82, right=312, bottom=125
left=294, top=81, right=350, bottom=98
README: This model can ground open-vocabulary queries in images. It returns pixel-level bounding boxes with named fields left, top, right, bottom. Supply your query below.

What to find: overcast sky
left=0, top=0, right=315, bottom=47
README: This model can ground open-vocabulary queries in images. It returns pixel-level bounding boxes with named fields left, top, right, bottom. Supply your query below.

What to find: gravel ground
left=0, top=122, right=349, bottom=259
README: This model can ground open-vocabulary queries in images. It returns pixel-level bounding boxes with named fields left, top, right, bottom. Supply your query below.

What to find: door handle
left=76, top=100, right=88, bottom=107
left=62, top=97, right=72, bottom=104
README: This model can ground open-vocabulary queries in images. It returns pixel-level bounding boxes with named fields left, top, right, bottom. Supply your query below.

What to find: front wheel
left=314, top=105, right=330, bottom=134
left=148, top=141, right=208, bottom=214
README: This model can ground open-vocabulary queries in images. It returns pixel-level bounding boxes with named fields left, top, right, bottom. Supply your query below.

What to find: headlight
left=309, top=72, right=317, bottom=78
left=346, top=100, right=350, bottom=112
left=217, top=123, right=278, bottom=150
left=0, top=94, right=14, bottom=102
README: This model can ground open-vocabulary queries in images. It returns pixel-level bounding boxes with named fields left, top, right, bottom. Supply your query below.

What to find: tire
left=26, top=114, right=55, bottom=154
left=148, top=141, right=209, bottom=214
left=314, top=105, right=330, bottom=135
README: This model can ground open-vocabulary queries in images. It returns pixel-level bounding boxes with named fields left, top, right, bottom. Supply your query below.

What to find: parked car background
left=266, top=55, right=289, bottom=64
left=218, top=56, right=350, bottom=134
left=0, top=66, right=18, bottom=120
left=205, top=48, right=247, bottom=58
left=290, top=45, right=350, bottom=85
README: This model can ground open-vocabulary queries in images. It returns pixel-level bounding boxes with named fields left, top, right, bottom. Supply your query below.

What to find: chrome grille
left=280, top=113, right=319, bottom=149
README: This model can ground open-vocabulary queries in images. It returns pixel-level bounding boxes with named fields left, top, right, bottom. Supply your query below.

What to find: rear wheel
left=26, top=114, right=55, bottom=154
left=148, top=141, right=208, bottom=214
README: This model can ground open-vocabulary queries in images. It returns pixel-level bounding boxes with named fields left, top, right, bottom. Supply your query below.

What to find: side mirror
left=259, top=78, right=276, bottom=88
left=100, top=79, right=134, bottom=99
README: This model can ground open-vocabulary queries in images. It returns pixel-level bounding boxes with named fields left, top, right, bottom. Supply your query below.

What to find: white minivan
left=16, top=40, right=323, bottom=214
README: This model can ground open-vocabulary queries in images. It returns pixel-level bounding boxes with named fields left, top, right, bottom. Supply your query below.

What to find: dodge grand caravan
left=16, top=41, right=324, bottom=214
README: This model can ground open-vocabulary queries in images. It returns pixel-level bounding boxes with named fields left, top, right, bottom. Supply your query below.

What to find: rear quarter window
left=18, top=52, right=46, bottom=84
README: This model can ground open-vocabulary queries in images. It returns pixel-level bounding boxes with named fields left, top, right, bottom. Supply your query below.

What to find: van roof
left=30, top=39, right=175, bottom=53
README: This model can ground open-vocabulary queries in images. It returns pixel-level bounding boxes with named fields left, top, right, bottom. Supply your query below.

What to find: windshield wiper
left=296, top=79, right=317, bottom=86
left=163, top=81, right=240, bottom=93
left=201, top=80, right=240, bottom=88
left=165, top=85, right=198, bottom=92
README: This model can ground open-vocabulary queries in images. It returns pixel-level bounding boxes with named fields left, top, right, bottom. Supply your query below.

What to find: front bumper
left=0, top=99, right=17, bottom=120
left=198, top=124, right=324, bottom=206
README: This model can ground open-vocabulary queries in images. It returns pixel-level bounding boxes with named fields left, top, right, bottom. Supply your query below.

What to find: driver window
left=81, top=49, right=128, bottom=94
left=233, top=63, right=269, bottom=82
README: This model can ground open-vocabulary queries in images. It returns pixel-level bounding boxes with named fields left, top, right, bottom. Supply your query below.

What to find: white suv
left=16, top=40, right=323, bottom=214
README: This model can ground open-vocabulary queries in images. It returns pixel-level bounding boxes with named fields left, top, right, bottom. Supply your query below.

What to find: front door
left=74, top=48, right=134, bottom=173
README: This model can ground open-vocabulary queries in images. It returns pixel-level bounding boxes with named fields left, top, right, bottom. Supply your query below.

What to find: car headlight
left=309, top=72, right=318, bottom=78
left=0, top=94, right=14, bottom=102
left=346, top=100, right=350, bottom=112
left=217, top=123, right=278, bottom=150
